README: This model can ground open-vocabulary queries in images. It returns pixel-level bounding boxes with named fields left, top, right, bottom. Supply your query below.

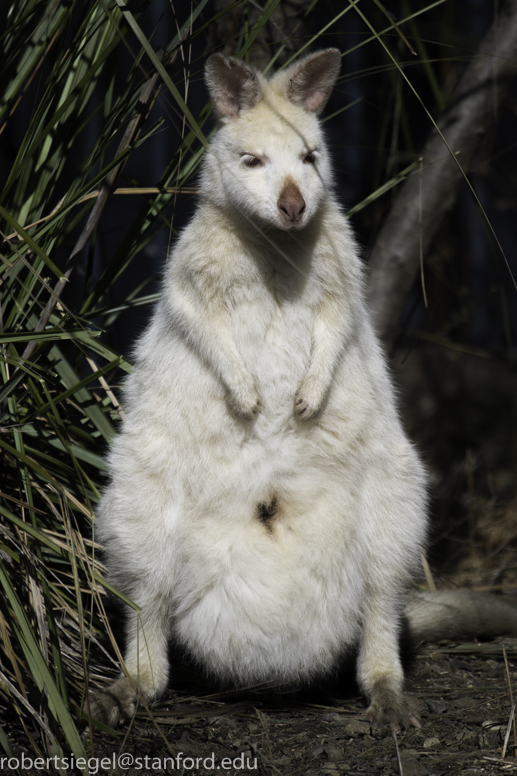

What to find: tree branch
left=367, top=1, right=517, bottom=348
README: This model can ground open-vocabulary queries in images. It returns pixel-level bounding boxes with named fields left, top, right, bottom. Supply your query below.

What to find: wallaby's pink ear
left=205, top=54, right=260, bottom=119
left=287, top=49, right=341, bottom=114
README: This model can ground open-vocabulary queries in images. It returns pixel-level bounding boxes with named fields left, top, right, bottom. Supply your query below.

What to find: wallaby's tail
left=404, top=590, right=517, bottom=645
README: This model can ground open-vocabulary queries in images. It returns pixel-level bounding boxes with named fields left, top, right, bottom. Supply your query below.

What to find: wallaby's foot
left=294, top=374, right=326, bottom=420
left=365, top=681, right=421, bottom=731
left=88, top=676, right=137, bottom=727
left=228, top=376, right=262, bottom=420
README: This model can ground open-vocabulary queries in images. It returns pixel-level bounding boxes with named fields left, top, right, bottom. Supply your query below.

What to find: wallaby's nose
left=278, top=181, right=306, bottom=223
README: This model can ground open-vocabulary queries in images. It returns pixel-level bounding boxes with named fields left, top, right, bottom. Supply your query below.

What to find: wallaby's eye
left=242, top=154, right=263, bottom=168
left=303, top=151, right=318, bottom=165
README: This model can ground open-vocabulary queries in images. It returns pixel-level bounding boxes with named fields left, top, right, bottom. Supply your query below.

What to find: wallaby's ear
left=205, top=54, right=260, bottom=119
left=287, top=49, right=341, bottom=114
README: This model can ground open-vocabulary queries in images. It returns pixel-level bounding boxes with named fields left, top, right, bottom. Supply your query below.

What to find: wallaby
left=91, top=49, right=517, bottom=730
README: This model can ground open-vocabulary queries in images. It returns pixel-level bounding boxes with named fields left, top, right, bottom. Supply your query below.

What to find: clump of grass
left=0, top=0, right=212, bottom=759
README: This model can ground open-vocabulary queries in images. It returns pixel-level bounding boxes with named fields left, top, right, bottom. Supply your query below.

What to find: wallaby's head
left=203, top=50, right=341, bottom=232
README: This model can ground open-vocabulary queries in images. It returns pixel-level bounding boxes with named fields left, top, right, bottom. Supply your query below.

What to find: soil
left=83, top=635, right=517, bottom=776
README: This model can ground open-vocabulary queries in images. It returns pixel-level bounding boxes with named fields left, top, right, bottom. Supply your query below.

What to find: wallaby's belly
left=126, top=321, right=369, bottom=682
left=112, top=316, right=388, bottom=681
left=170, top=487, right=365, bottom=683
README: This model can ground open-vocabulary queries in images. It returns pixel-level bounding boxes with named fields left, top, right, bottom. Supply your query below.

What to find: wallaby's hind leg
left=357, top=592, right=420, bottom=730
left=90, top=592, right=170, bottom=727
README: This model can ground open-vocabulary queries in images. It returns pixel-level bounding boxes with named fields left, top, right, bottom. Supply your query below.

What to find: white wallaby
left=91, top=49, right=517, bottom=730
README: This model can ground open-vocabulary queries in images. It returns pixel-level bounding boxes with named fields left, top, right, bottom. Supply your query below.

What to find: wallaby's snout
left=278, top=179, right=306, bottom=225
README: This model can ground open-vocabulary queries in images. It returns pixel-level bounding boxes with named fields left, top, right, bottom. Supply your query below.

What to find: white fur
left=92, top=50, right=428, bottom=729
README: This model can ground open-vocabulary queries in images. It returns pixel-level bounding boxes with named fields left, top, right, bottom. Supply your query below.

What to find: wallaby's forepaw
left=294, top=374, right=326, bottom=420
left=229, top=376, right=262, bottom=420
left=88, top=678, right=137, bottom=728
left=366, top=690, right=421, bottom=732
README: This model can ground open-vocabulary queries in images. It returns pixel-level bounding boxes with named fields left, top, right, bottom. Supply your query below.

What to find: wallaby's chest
left=230, top=283, right=314, bottom=392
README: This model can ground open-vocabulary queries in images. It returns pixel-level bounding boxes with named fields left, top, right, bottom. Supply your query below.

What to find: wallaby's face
left=204, top=50, right=341, bottom=232
left=212, top=101, right=328, bottom=231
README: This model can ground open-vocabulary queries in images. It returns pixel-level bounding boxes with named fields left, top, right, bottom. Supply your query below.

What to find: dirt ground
left=3, top=596, right=517, bottom=776
left=79, top=632, right=517, bottom=776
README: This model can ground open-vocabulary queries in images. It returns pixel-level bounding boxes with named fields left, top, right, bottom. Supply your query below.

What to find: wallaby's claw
left=229, top=380, right=262, bottom=420
left=365, top=687, right=421, bottom=731
left=294, top=374, right=325, bottom=420
left=88, top=677, right=138, bottom=728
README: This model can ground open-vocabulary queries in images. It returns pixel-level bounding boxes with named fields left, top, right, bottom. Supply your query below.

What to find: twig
left=420, top=553, right=436, bottom=591
left=86, top=356, right=125, bottom=420
left=392, top=730, right=404, bottom=776
left=418, top=158, right=427, bottom=308
left=484, top=755, right=517, bottom=768
left=503, top=647, right=517, bottom=757
left=502, top=702, right=516, bottom=759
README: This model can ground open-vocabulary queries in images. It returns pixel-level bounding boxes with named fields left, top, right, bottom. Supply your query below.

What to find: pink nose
left=278, top=182, right=306, bottom=223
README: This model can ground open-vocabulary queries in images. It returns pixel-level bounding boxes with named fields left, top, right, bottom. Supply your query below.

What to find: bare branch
left=367, top=1, right=517, bottom=347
